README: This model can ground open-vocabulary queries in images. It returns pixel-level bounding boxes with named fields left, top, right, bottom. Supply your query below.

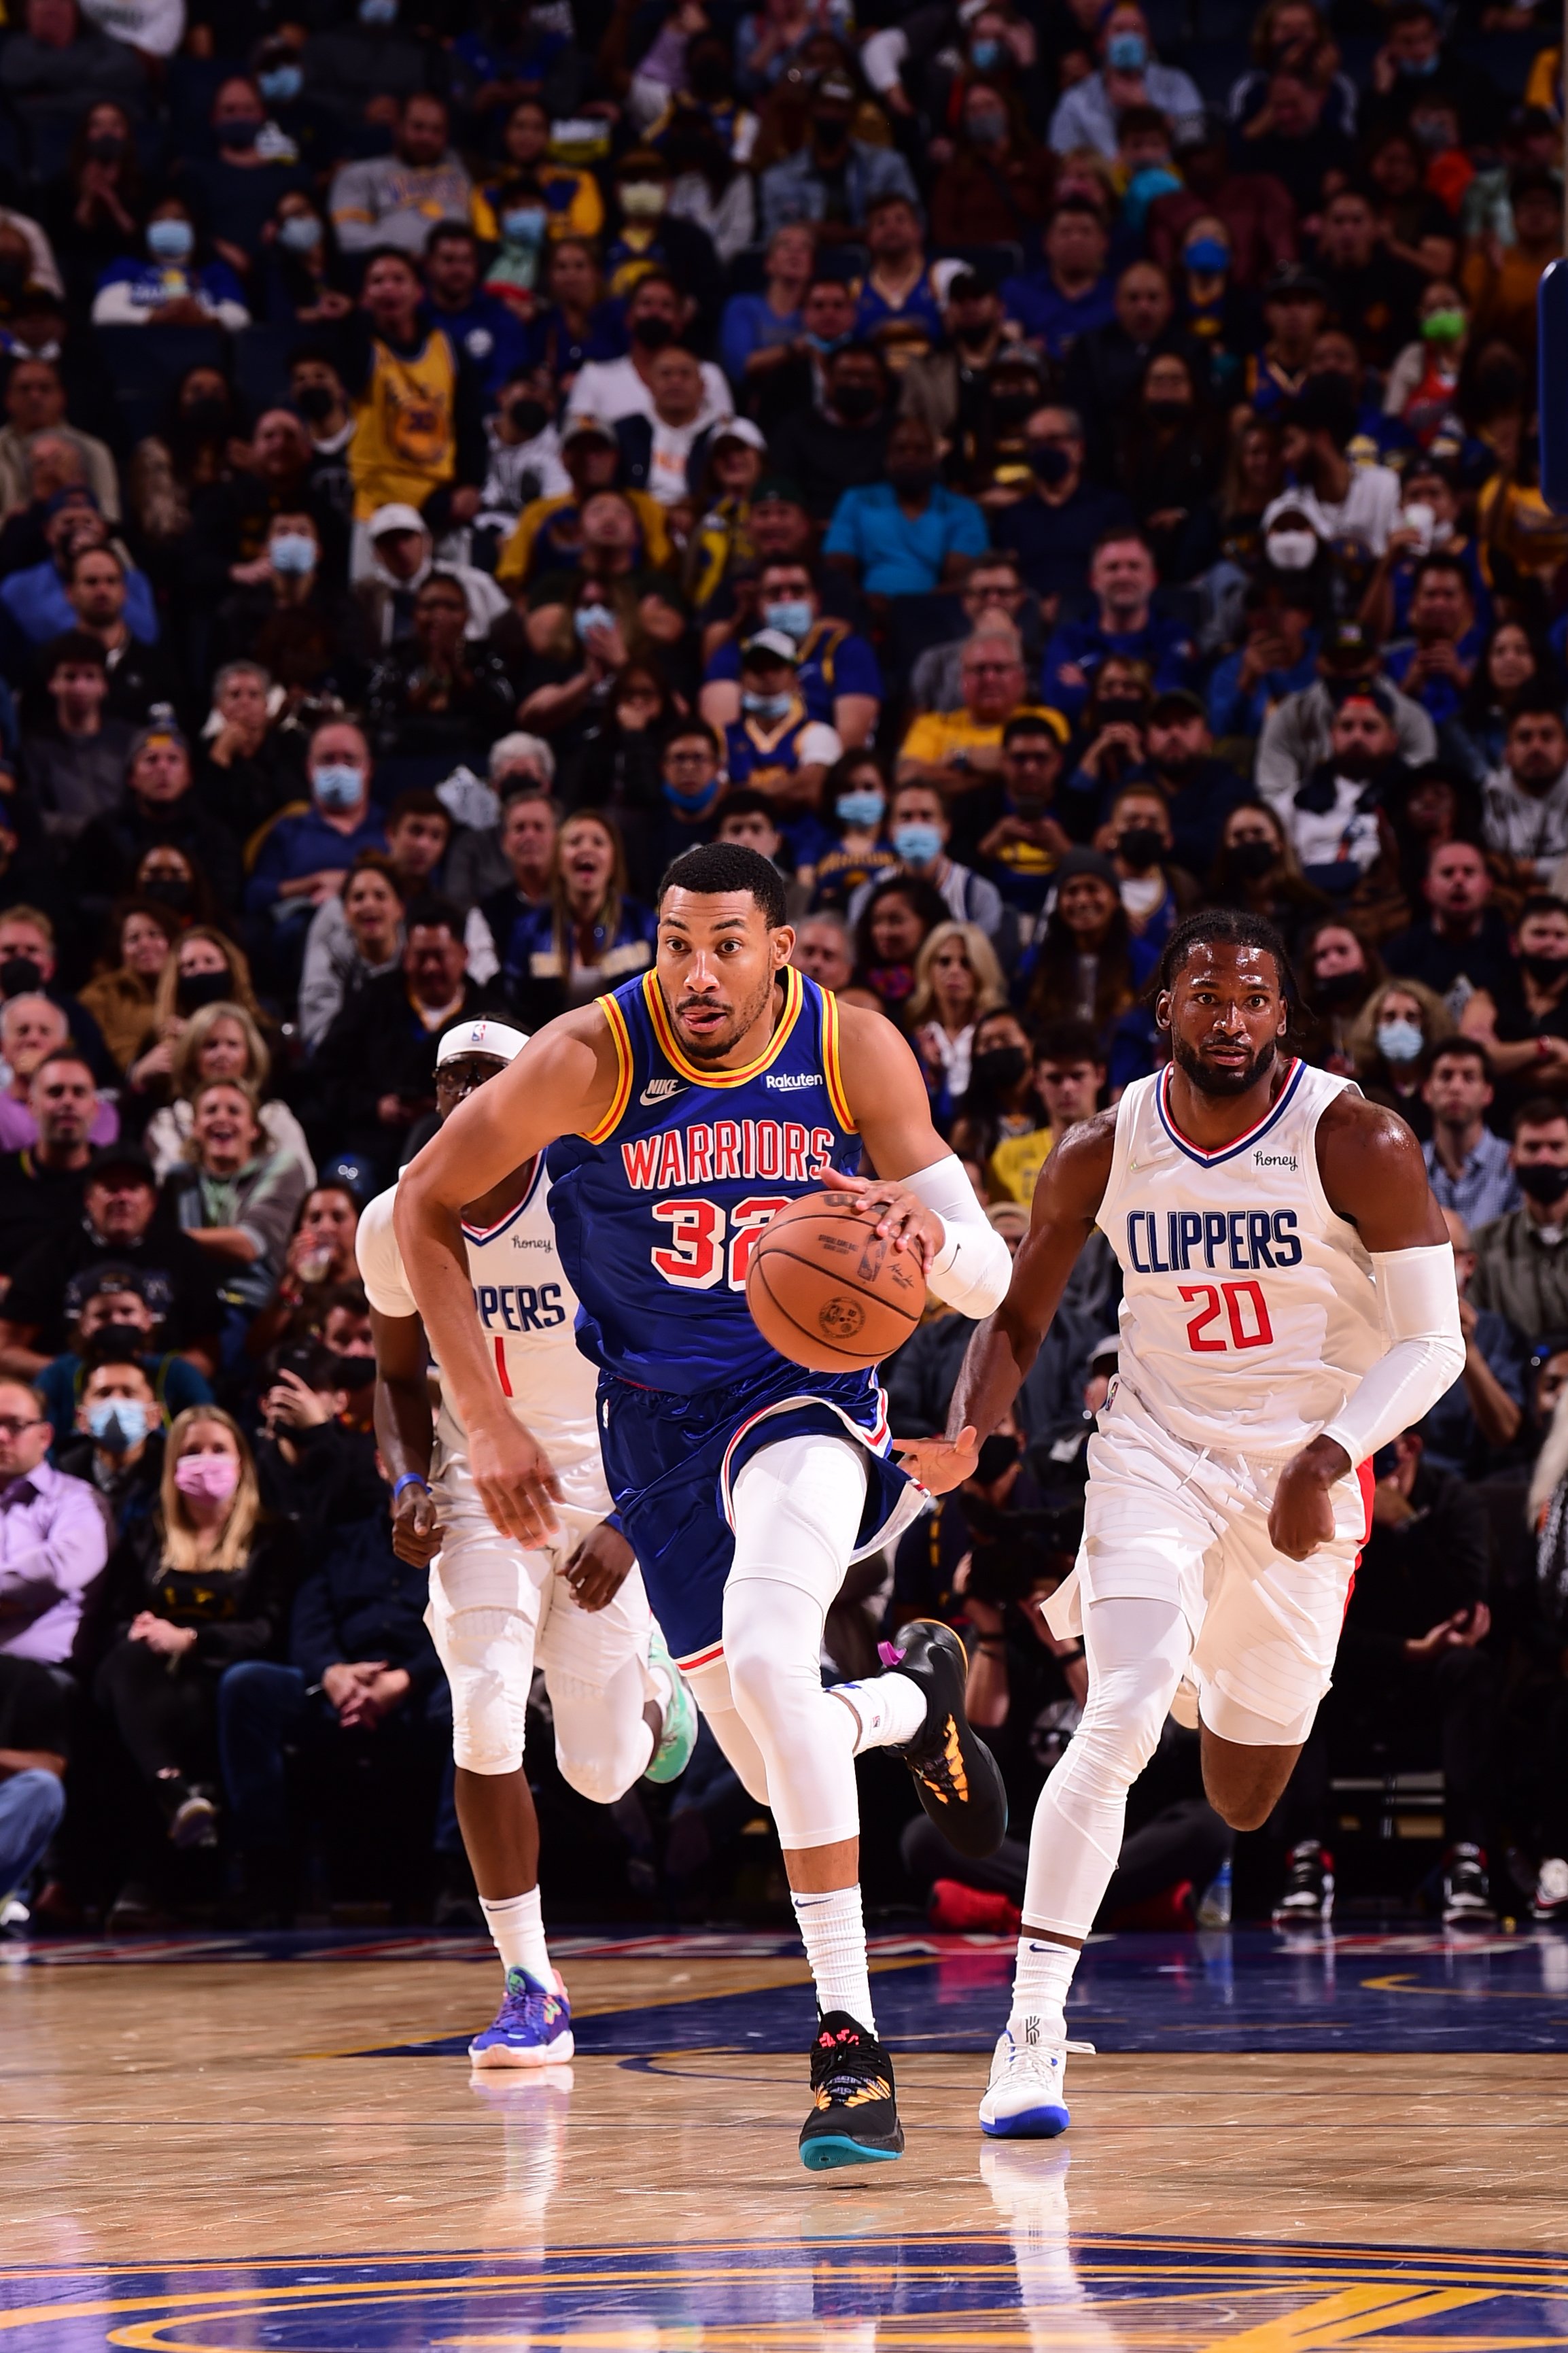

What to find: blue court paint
left=4, top=2235, right=1566, bottom=2351
left=342, top=1929, right=1568, bottom=2059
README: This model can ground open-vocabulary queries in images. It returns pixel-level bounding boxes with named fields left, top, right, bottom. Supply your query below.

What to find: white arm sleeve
left=353, top=1184, right=418, bottom=1320
left=1317, top=1243, right=1464, bottom=1467
left=899, top=1154, right=1013, bottom=1320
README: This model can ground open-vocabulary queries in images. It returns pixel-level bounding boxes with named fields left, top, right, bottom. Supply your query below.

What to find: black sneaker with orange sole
left=799, top=2012, right=905, bottom=2171
left=882, top=1619, right=1009, bottom=1859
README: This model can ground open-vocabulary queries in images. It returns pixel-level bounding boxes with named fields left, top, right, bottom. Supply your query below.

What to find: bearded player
left=905, top=909, right=1463, bottom=2138
left=395, top=844, right=1012, bottom=2169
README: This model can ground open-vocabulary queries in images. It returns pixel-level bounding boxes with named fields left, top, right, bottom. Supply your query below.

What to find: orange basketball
left=745, top=1192, right=926, bottom=1373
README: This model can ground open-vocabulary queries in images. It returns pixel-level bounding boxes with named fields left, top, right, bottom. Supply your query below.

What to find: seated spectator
left=565, top=271, right=732, bottom=434
left=1206, top=583, right=1318, bottom=743
left=1102, top=781, right=1192, bottom=973
left=1297, top=917, right=1382, bottom=1074
left=1277, top=370, right=1401, bottom=560
left=722, top=631, right=841, bottom=836
left=56, top=1341, right=165, bottom=1528
left=0, top=1373, right=107, bottom=1665
left=311, top=895, right=504, bottom=1176
left=769, top=343, right=892, bottom=524
left=364, top=572, right=517, bottom=766
left=1062, top=260, right=1189, bottom=480
left=0, top=1139, right=222, bottom=1378
left=330, top=94, right=472, bottom=258
left=930, top=80, right=1055, bottom=247
left=907, top=920, right=1007, bottom=1122
left=90, top=197, right=249, bottom=330
left=91, top=1407, right=290, bottom=1874
left=471, top=97, right=604, bottom=250
left=243, top=1181, right=365, bottom=1367
left=897, top=620, right=1032, bottom=800
left=1043, top=528, right=1195, bottom=725
left=69, top=723, right=244, bottom=932
left=1280, top=684, right=1407, bottom=916
left=951, top=711, right=1073, bottom=921
left=1452, top=621, right=1558, bottom=789
left=0, top=1050, right=96, bottom=1268
left=1, top=492, right=155, bottom=653
left=614, top=345, right=724, bottom=511
left=822, top=416, right=988, bottom=601
left=358, top=502, right=507, bottom=653
left=850, top=194, right=941, bottom=376
left=1423, top=1038, right=1519, bottom=1231
left=162, top=1078, right=310, bottom=1324
left=1279, top=1427, right=1496, bottom=1925
left=64, top=543, right=179, bottom=725
left=256, top=190, right=350, bottom=330
left=1469, top=1098, right=1568, bottom=1341
left=851, top=780, right=1005, bottom=942
left=1482, top=704, right=1568, bottom=889
left=1023, top=847, right=1135, bottom=1052
left=0, top=997, right=117, bottom=1150
left=420, top=220, right=528, bottom=400
left=992, top=406, right=1135, bottom=610
left=1002, top=199, right=1115, bottom=360
left=703, top=558, right=880, bottom=749
left=216, top=1464, right=448, bottom=1916
left=852, top=873, right=949, bottom=1024
left=0, top=905, right=116, bottom=1082
left=76, top=900, right=177, bottom=1075
left=143, top=1001, right=312, bottom=1186
left=1459, top=895, right=1568, bottom=1094
left=473, top=781, right=558, bottom=965
left=792, top=908, right=855, bottom=995
left=213, top=509, right=368, bottom=705
left=1383, top=556, right=1482, bottom=731
left=41, top=101, right=147, bottom=312
left=1386, top=837, right=1518, bottom=1010
left=1348, top=976, right=1451, bottom=1139
left=495, top=418, right=674, bottom=593
left=0, top=0, right=146, bottom=156
left=1257, top=619, right=1438, bottom=810
left=758, top=69, right=918, bottom=239
left=243, top=721, right=387, bottom=956
left=499, top=812, right=657, bottom=1025
left=909, top=557, right=1039, bottom=723
left=949, top=1006, right=1049, bottom=1189
left=0, top=1652, right=70, bottom=1923
left=803, top=754, right=893, bottom=912
left=126, top=366, right=243, bottom=567
left=20, top=630, right=134, bottom=848
left=1116, top=351, right=1223, bottom=580
left=35, top=1265, right=213, bottom=1454
left=124, top=930, right=273, bottom=1119
left=1048, top=1, right=1200, bottom=154
left=719, top=221, right=814, bottom=398
left=0, top=356, right=120, bottom=520
left=174, top=76, right=314, bottom=277
left=299, top=795, right=495, bottom=1049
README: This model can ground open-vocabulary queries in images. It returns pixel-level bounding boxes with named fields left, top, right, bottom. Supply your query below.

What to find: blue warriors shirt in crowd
left=546, top=965, right=923, bottom=1664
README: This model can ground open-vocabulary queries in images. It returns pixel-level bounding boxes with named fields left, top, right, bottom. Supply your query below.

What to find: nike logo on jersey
left=640, top=1078, right=686, bottom=1106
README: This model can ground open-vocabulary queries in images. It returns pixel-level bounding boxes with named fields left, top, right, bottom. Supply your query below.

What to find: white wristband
left=897, top=1154, right=1013, bottom=1320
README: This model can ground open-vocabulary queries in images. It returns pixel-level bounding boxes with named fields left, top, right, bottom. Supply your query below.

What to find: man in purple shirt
left=0, top=1375, right=107, bottom=1666
left=1000, top=199, right=1117, bottom=361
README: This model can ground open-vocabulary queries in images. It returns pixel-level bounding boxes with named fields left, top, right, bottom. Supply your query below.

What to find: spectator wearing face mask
left=0, top=1371, right=107, bottom=1673
left=1457, top=895, right=1568, bottom=1096
left=56, top=1344, right=164, bottom=1527
left=1281, top=683, right=1409, bottom=916
left=564, top=271, right=732, bottom=434
left=848, top=780, right=1005, bottom=944
left=36, top=1269, right=211, bottom=1474
left=1348, top=977, right=1452, bottom=1138
left=68, top=725, right=245, bottom=936
left=1047, top=3, right=1202, bottom=157
left=243, top=720, right=387, bottom=943
left=213, top=511, right=370, bottom=704
left=173, top=76, right=314, bottom=273
left=90, top=198, right=251, bottom=328
left=758, top=70, right=918, bottom=241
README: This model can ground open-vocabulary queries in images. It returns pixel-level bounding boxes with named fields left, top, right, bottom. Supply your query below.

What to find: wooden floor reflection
left=5, top=1944, right=1568, bottom=2350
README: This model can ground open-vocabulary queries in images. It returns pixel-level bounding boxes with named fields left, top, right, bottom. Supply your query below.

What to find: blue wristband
left=393, top=1473, right=431, bottom=1500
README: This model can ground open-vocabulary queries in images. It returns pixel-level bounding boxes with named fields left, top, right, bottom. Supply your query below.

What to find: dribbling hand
left=894, top=1424, right=979, bottom=1495
left=470, top=1414, right=563, bottom=1548
left=819, top=1165, right=945, bottom=1270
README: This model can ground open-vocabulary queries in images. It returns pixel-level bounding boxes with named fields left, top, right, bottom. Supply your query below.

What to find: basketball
left=745, top=1191, right=927, bottom=1372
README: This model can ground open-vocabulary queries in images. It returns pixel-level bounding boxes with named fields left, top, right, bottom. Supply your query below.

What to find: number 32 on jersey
left=651, top=1195, right=788, bottom=1291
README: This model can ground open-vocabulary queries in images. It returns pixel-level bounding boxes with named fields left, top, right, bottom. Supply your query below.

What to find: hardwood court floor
left=5, top=1929, right=1568, bottom=2348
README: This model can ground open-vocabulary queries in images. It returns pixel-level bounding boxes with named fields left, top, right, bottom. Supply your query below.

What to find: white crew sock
left=792, top=1883, right=875, bottom=2031
left=831, top=1670, right=926, bottom=1752
left=481, top=1887, right=552, bottom=1985
left=1009, top=1934, right=1079, bottom=2042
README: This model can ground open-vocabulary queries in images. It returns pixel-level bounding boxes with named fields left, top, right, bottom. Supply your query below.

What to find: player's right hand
left=391, top=1479, right=442, bottom=1566
left=894, top=1424, right=979, bottom=1496
left=470, top=1415, right=563, bottom=1548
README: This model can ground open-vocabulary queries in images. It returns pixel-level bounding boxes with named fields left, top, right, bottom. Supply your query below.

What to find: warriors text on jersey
left=1098, top=1059, right=1384, bottom=1460
left=546, top=965, right=870, bottom=1398
left=355, top=1156, right=608, bottom=1516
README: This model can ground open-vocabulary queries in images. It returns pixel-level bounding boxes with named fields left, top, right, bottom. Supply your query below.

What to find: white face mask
left=1266, top=528, right=1318, bottom=572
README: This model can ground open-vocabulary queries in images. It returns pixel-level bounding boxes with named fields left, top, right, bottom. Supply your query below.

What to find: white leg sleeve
left=1022, top=1595, right=1191, bottom=1941
left=547, top=1651, right=655, bottom=1806
left=683, top=1655, right=772, bottom=1806
left=724, top=1432, right=867, bottom=1853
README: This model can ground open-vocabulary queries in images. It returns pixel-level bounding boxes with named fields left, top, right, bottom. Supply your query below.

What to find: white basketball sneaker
left=979, top=2015, right=1071, bottom=2139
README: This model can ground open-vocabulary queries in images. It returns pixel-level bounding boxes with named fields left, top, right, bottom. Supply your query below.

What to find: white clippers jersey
left=1097, top=1059, right=1384, bottom=1460
left=355, top=1161, right=609, bottom=1514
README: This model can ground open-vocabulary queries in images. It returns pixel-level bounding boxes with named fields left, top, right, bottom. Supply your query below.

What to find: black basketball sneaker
left=799, top=2011, right=905, bottom=2170
left=883, top=1619, right=1009, bottom=1859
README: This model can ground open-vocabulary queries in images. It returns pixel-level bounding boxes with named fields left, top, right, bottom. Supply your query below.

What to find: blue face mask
left=1397, top=48, right=1438, bottom=73
left=574, top=602, right=615, bottom=640
left=268, top=531, right=317, bottom=574
left=503, top=206, right=547, bottom=244
left=971, top=36, right=1002, bottom=66
left=1186, top=235, right=1229, bottom=273
left=1376, top=1018, right=1425, bottom=1064
left=806, top=330, right=849, bottom=356
left=742, top=689, right=793, bottom=722
left=763, top=598, right=813, bottom=642
left=259, top=63, right=302, bottom=101
left=893, top=821, right=943, bottom=866
left=86, top=1398, right=152, bottom=1452
left=1106, top=30, right=1147, bottom=69
left=836, top=788, right=885, bottom=829
left=313, top=763, right=364, bottom=812
left=360, top=0, right=398, bottom=23
left=147, top=218, right=194, bottom=262
left=663, top=772, right=721, bottom=815
left=279, top=213, right=321, bottom=253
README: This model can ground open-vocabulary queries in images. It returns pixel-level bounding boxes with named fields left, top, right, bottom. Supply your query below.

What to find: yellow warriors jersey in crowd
left=349, top=332, right=458, bottom=520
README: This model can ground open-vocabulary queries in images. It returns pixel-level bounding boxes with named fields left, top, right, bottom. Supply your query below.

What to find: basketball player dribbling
left=396, top=843, right=1014, bottom=2168
left=904, top=910, right=1465, bottom=2139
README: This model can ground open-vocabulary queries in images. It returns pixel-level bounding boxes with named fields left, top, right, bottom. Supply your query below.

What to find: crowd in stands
left=2, top=0, right=1568, bottom=1940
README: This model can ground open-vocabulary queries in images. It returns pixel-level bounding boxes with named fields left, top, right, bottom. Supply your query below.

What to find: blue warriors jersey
left=546, top=965, right=865, bottom=1397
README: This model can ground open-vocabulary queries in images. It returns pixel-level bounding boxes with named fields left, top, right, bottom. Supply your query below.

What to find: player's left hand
left=819, top=1165, right=945, bottom=1270
left=562, top=1519, right=635, bottom=1612
left=894, top=1424, right=979, bottom=1494
left=1269, top=1435, right=1350, bottom=1561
